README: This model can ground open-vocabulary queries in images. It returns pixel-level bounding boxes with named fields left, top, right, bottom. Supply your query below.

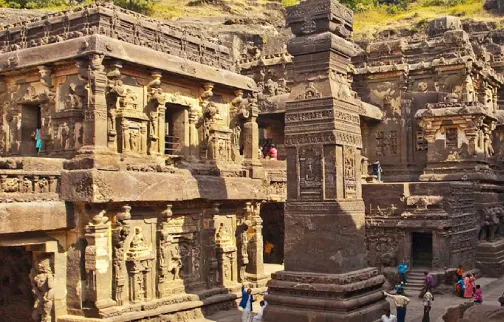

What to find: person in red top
left=266, top=144, right=278, bottom=160
left=473, top=285, right=483, bottom=304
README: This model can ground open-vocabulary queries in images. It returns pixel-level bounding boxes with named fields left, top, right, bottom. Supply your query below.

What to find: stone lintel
left=0, top=201, right=70, bottom=234
left=0, top=34, right=256, bottom=91
left=60, top=169, right=267, bottom=203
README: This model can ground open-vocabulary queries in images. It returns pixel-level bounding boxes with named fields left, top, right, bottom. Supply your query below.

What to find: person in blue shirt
left=398, top=262, right=408, bottom=284
left=239, top=285, right=255, bottom=322
left=455, top=278, right=465, bottom=297
left=396, top=282, right=407, bottom=296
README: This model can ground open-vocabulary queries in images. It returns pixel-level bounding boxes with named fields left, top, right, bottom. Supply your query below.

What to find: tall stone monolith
left=264, top=0, right=388, bottom=321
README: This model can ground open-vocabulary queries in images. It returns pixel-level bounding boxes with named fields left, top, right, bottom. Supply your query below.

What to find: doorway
left=21, top=104, right=41, bottom=155
left=0, top=246, right=34, bottom=322
left=412, top=232, right=433, bottom=268
left=164, top=105, right=185, bottom=155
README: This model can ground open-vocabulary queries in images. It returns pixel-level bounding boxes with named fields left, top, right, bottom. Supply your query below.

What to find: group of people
left=455, top=265, right=483, bottom=303
left=239, top=286, right=268, bottom=322
left=383, top=269, right=434, bottom=322
left=381, top=263, right=485, bottom=322
left=259, top=144, right=277, bottom=160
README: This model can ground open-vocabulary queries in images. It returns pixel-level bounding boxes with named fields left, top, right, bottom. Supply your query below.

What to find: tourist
left=397, top=261, right=408, bottom=284
left=464, top=273, right=474, bottom=298
left=383, top=290, right=410, bottom=322
left=253, top=300, right=267, bottom=322
left=421, top=271, right=434, bottom=297
left=422, top=290, right=434, bottom=322
left=474, top=285, right=483, bottom=304
left=264, top=240, right=274, bottom=262
left=395, top=282, right=406, bottom=296
left=381, top=308, right=397, bottom=322
left=455, top=277, right=465, bottom=297
left=239, top=285, right=255, bottom=322
left=456, top=265, right=463, bottom=281
left=266, top=144, right=278, bottom=160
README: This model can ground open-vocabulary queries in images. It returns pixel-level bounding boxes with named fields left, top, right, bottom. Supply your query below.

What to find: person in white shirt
left=253, top=300, right=267, bottom=322
left=381, top=308, right=398, bottom=322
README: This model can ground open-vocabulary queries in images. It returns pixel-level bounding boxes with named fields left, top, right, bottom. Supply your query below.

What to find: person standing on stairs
left=398, top=261, right=408, bottom=284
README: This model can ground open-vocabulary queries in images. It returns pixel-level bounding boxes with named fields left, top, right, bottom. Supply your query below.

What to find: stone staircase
left=402, top=270, right=425, bottom=296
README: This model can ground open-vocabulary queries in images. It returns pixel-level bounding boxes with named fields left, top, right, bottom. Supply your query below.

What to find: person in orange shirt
left=456, top=265, right=463, bottom=281
left=264, top=240, right=274, bottom=262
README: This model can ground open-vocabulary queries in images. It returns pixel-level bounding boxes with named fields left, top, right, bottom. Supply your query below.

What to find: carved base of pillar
left=158, top=279, right=185, bottom=298
left=65, top=147, right=120, bottom=170
left=264, top=268, right=387, bottom=322
left=95, top=298, right=117, bottom=310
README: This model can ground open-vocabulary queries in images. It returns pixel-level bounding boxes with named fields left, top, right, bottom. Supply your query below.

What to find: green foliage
left=5, top=0, right=69, bottom=9
left=113, top=0, right=158, bottom=14
left=282, top=0, right=298, bottom=7
left=423, top=0, right=467, bottom=6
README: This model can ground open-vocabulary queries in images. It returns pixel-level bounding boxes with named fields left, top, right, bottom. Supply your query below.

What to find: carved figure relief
left=64, top=83, right=85, bottom=109
left=29, top=254, right=54, bottom=322
left=344, top=147, right=357, bottom=199
left=126, top=227, right=154, bottom=304
left=296, top=82, right=321, bottom=100
left=298, top=146, right=323, bottom=200
left=112, top=224, right=130, bottom=306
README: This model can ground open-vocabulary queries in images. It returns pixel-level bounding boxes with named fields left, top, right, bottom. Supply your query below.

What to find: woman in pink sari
left=464, top=274, right=474, bottom=298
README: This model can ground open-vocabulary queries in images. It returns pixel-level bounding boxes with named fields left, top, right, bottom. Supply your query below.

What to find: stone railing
left=0, top=2, right=234, bottom=71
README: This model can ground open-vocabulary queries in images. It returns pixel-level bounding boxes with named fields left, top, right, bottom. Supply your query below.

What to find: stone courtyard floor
left=191, top=271, right=504, bottom=322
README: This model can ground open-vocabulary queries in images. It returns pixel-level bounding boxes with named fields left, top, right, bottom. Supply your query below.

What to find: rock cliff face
left=0, top=8, right=49, bottom=25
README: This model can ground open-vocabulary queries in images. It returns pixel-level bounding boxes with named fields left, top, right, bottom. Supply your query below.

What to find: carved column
left=79, top=54, right=109, bottom=153
left=242, top=93, right=259, bottom=162
left=112, top=205, right=131, bottom=306
left=215, top=219, right=238, bottom=287
left=147, top=71, right=166, bottom=156
left=245, top=201, right=266, bottom=282
left=157, top=204, right=184, bottom=298
left=38, top=65, right=55, bottom=154
left=105, top=60, right=123, bottom=152
left=265, top=1, right=387, bottom=320
left=203, top=203, right=219, bottom=288
left=84, top=209, right=115, bottom=309
left=188, top=108, right=200, bottom=160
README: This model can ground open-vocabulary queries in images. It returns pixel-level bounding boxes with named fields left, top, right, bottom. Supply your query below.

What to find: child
left=474, top=285, right=483, bottom=304
left=395, top=282, right=407, bottom=296
left=455, top=278, right=465, bottom=298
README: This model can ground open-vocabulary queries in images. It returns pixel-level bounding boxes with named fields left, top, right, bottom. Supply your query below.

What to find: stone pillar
left=245, top=201, right=266, bottom=282
left=112, top=205, right=131, bottom=306
left=203, top=203, right=219, bottom=288
left=84, top=210, right=115, bottom=309
left=80, top=54, right=109, bottom=152
left=147, top=71, right=166, bottom=156
left=243, top=95, right=259, bottom=161
left=215, top=220, right=238, bottom=287
left=188, top=109, right=200, bottom=160
left=264, top=1, right=387, bottom=321
left=157, top=204, right=184, bottom=298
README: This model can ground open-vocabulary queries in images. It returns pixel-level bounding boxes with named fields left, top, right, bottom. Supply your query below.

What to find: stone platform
left=476, top=239, right=504, bottom=277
